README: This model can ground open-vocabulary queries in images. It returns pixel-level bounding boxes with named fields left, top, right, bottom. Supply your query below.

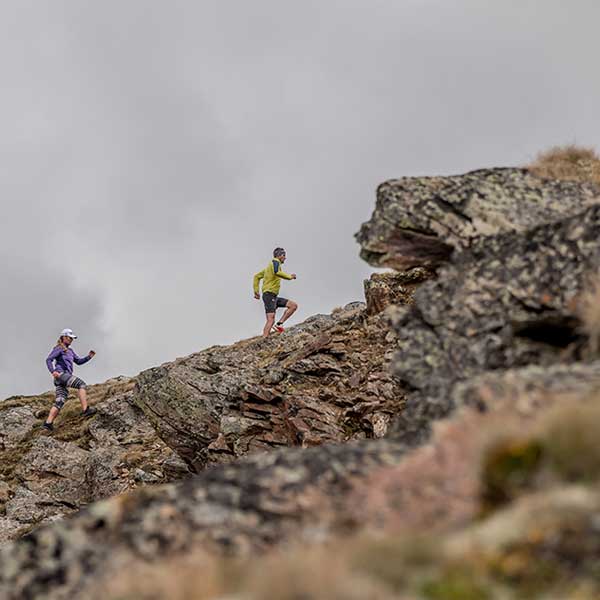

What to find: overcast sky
left=1, top=0, right=599, bottom=399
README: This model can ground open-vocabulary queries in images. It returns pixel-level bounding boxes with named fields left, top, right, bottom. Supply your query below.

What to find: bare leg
left=46, top=406, right=60, bottom=424
left=277, top=300, right=298, bottom=325
left=78, top=387, right=89, bottom=411
left=263, top=313, right=275, bottom=337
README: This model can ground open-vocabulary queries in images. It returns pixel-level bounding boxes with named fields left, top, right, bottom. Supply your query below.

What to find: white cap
left=60, top=328, right=78, bottom=339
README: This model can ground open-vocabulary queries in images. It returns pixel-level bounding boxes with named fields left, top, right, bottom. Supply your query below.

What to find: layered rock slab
left=356, top=167, right=600, bottom=270
left=133, top=304, right=406, bottom=471
left=363, top=268, right=433, bottom=315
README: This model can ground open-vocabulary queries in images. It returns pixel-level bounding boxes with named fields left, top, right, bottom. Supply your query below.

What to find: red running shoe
left=272, top=324, right=285, bottom=334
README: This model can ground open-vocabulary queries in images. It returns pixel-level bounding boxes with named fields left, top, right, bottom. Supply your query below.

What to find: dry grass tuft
left=241, top=549, right=393, bottom=600
left=479, top=390, right=600, bottom=506
left=100, top=553, right=232, bottom=600
left=538, top=398, right=600, bottom=483
left=103, top=544, right=396, bottom=600
left=350, top=535, right=439, bottom=592
left=528, top=145, right=600, bottom=185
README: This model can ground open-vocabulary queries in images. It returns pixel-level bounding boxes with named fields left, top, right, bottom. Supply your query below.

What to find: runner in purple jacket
left=42, top=328, right=97, bottom=431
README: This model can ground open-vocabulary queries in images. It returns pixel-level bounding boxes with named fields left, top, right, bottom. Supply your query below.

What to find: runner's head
left=273, top=247, right=286, bottom=262
left=58, top=328, right=77, bottom=348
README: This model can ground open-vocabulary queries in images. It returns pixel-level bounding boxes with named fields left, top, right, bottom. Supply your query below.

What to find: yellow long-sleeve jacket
left=253, top=258, right=293, bottom=295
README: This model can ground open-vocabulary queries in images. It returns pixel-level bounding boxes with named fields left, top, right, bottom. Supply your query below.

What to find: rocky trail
left=0, top=270, right=426, bottom=546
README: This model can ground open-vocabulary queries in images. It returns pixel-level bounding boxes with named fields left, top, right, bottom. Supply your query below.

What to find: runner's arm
left=275, top=269, right=294, bottom=280
left=253, top=270, right=265, bottom=295
left=73, top=352, right=92, bottom=365
left=45, top=347, right=61, bottom=373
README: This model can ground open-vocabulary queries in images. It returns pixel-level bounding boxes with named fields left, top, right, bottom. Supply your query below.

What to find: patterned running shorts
left=54, top=372, right=86, bottom=409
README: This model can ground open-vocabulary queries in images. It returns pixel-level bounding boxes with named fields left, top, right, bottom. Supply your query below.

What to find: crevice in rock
left=513, top=315, right=582, bottom=348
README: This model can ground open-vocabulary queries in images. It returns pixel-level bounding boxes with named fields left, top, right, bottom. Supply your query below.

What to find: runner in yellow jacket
left=253, top=247, right=298, bottom=337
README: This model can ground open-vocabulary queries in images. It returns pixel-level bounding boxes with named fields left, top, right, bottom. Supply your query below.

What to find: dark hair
left=273, top=247, right=286, bottom=258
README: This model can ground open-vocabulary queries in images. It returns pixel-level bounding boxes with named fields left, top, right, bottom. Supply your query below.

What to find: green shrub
left=421, top=567, right=491, bottom=600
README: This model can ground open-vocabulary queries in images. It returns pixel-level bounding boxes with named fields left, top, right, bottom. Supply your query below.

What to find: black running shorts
left=262, top=292, right=289, bottom=314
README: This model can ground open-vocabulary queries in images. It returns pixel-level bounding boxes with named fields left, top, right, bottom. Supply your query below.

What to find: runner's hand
left=52, top=371, right=60, bottom=379
left=254, top=293, right=260, bottom=300
left=291, top=273, right=297, bottom=279
left=88, top=350, right=96, bottom=358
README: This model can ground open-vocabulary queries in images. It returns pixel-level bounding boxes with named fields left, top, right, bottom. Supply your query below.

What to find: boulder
left=356, top=168, right=600, bottom=270
left=363, top=268, right=432, bottom=315
left=0, top=406, right=35, bottom=451
left=15, top=437, right=91, bottom=506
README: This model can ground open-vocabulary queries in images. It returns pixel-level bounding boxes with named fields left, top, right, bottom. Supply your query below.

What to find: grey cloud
left=0, top=257, right=105, bottom=398
left=1, top=1, right=599, bottom=399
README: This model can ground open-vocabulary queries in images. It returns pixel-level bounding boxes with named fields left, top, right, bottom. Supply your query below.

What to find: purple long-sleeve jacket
left=46, top=346, right=91, bottom=375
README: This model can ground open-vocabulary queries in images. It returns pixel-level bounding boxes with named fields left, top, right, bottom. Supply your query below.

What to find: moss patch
left=480, top=438, right=544, bottom=513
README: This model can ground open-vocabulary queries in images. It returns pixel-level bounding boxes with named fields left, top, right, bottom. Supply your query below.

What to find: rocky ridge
left=133, top=302, right=410, bottom=471
left=2, top=164, right=600, bottom=599
left=0, top=287, right=413, bottom=546
left=0, top=378, right=189, bottom=544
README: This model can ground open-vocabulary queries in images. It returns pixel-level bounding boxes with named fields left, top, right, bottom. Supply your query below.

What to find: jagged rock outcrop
left=0, top=378, right=188, bottom=543
left=0, top=301, right=411, bottom=544
left=133, top=304, right=405, bottom=471
left=356, top=167, right=600, bottom=269
left=388, top=204, right=600, bottom=442
left=363, top=268, right=433, bottom=315
left=356, top=167, right=600, bottom=442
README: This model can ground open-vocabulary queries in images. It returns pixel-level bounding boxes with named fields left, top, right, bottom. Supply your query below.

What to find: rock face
left=363, top=268, right=433, bottom=315
left=356, top=167, right=600, bottom=270
left=389, top=203, right=600, bottom=442
left=0, top=379, right=188, bottom=543
left=0, top=302, right=409, bottom=545
left=134, top=304, right=405, bottom=471
left=356, top=166, right=600, bottom=443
